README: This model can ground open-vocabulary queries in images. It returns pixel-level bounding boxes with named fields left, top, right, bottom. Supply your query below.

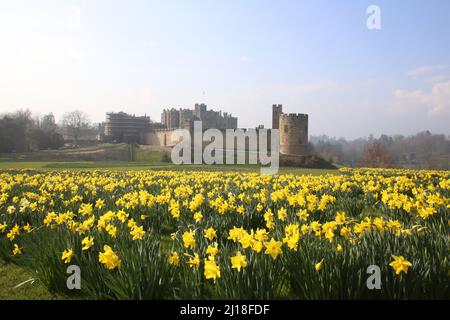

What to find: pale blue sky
left=0, top=0, right=449, bottom=138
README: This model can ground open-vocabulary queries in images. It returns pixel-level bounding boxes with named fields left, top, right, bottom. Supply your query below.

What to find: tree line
left=310, top=132, right=450, bottom=170
left=0, top=109, right=91, bottom=153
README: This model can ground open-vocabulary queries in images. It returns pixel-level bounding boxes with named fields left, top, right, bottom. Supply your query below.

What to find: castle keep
left=100, top=103, right=308, bottom=157
left=161, top=103, right=238, bottom=130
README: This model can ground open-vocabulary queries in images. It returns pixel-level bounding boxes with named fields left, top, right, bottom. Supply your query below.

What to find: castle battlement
left=151, top=128, right=175, bottom=133
left=280, top=113, right=308, bottom=120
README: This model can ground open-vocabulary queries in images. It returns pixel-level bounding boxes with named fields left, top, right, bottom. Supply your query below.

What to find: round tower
left=279, top=113, right=308, bottom=156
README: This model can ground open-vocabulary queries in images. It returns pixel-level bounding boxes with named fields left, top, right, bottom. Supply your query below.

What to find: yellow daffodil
left=389, top=255, right=412, bottom=275
left=168, top=251, right=180, bottom=266
left=98, top=245, right=121, bottom=270
left=263, top=238, right=283, bottom=260
left=277, top=207, right=287, bottom=221
left=230, top=251, right=247, bottom=272
left=204, top=255, right=220, bottom=282
left=81, top=236, right=94, bottom=250
left=61, top=249, right=73, bottom=264
left=130, top=225, right=146, bottom=240
left=186, top=253, right=200, bottom=268
left=193, top=211, right=203, bottom=223
left=204, top=227, right=217, bottom=241
left=206, top=243, right=219, bottom=256
left=12, top=244, right=22, bottom=255
left=182, top=230, right=196, bottom=249
left=315, top=259, right=324, bottom=271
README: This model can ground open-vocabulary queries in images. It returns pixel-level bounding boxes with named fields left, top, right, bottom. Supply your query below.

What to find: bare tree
left=41, top=113, right=57, bottom=132
left=61, top=110, right=90, bottom=146
left=358, top=142, right=395, bottom=168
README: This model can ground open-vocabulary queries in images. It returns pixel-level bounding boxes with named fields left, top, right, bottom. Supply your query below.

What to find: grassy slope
left=0, top=144, right=127, bottom=159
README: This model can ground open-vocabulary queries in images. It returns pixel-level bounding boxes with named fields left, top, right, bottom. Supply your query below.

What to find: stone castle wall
left=141, top=129, right=178, bottom=147
left=141, top=127, right=273, bottom=152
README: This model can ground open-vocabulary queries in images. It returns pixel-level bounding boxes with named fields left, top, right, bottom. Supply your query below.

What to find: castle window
left=284, top=125, right=288, bottom=133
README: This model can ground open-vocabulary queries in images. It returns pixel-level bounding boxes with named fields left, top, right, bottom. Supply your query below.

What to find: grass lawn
left=0, top=259, right=62, bottom=300
left=0, top=161, right=339, bottom=175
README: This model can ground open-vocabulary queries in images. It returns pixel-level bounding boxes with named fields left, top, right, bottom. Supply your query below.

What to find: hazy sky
left=0, top=0, right=449, bottom=138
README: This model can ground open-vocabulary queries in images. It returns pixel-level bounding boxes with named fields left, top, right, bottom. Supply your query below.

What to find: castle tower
left=272, top=104, right=282, bottom=129
left=194, top=103, right=207, bottom=119
left=279, top=113, right=308, bottom=156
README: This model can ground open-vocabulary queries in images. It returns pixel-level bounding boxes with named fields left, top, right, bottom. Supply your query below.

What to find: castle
left=100, top=103, right=308, bottom=157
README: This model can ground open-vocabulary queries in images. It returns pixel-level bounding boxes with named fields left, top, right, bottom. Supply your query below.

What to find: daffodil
left=79, top=203, right=93, bottom=215
left=81, top=236, right=94, bottom=250
left=182, top=230, right=196, bottom=249
left=193, top=211, right=203, bottom=223
left=106, top=224, right=117, bottom=238
left=227, top=226, right=245, bottom=242
left=23, top=223, right=32, bottom=233
left=277, top=207, right=287, bottom=221
left=98, top=245, right=121, bottom=270
left=204, top=255, right=220, bottom=282
left=335, top=211, right=346, bottom=225
left=230, top=251, right=247, bottom=272
left=95, top=198, right=105, bottom=209
left=389, top=255, right=412, bottom=275
left=252, top=241, right=263, bottom=253
left=239, top=232, right=254, bottom=249
left=254, top=228, right=269, bottom=241
left=315, top=259, right=324, bottom=271
left=130, top=225, right=145, bottom=240
left=263, top=238, right=283, bottom=260
left=168, top=251, right=179, bottom=266
left=12, top=244, right=22, bottom=255
left=204, top=227, right=217, bottom=241
left=296, top=209, right=309, bottom=221
left=186, top=253, right=200, bottom=268
left=340, top=226, right=350, bottom=238
left=61, top=249, right=73, bottom=264
left=206, top=243, right=219, bottom=256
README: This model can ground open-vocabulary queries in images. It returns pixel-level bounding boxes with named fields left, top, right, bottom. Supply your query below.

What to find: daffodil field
left=0, top=168, right=449, bottom=299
